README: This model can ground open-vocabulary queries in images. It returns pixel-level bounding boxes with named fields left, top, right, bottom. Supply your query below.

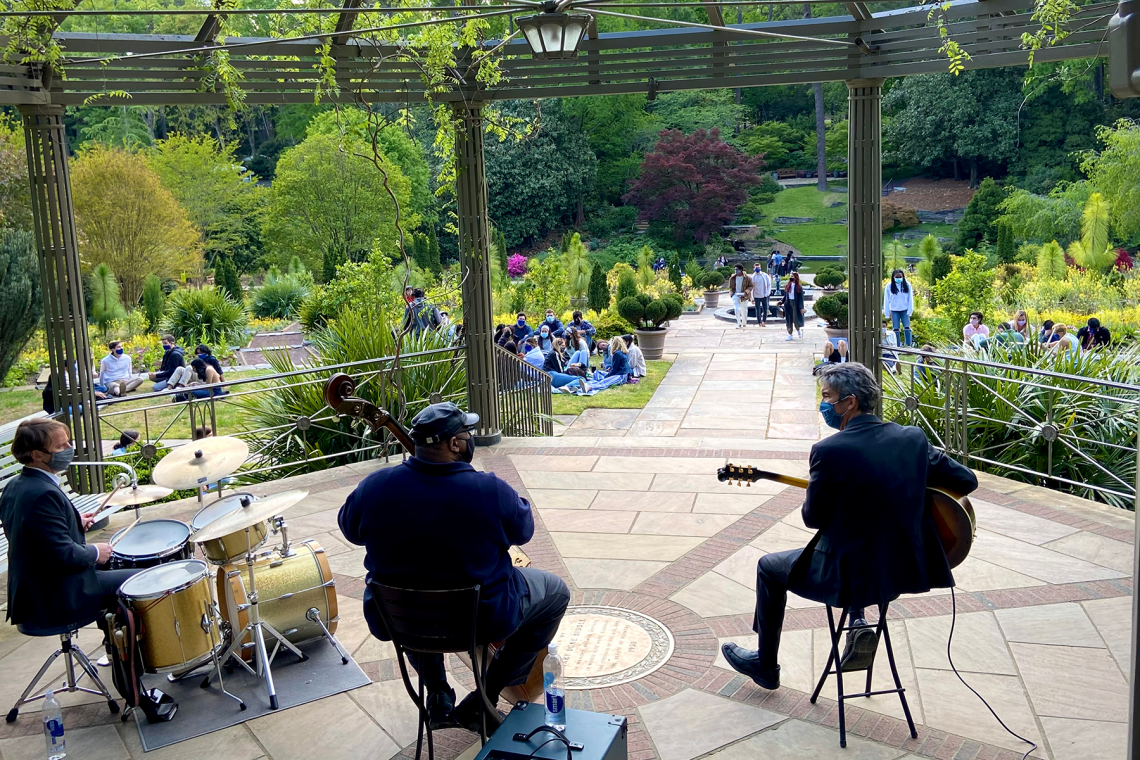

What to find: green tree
left=1066, top=192, right=1116, bottom=270
left=411, top=233, right=430, bottom=271
left=148, top=133, right=265, bottom=271
left=636, top=245, right=655, bottom=289
left=995, top=220, right=1015, bottom=264
left=322, top=244, right=348, bottom=284
left=1036, top=240, right=1067, bottom=279
left=931, top=252, right=953, bottom=283
left=215, top=256, right=243, bottom=303
left=999, top=181, right=1092, bottom=247
left=264, top=132, right=412, bottom=272
left=0, top=230, right=42, bottom=382
left=931, top=251, right=994, bottom=332
left=1081, top=120, right=1140, bottom=244
left=883, top=69, right=1023, bottom=186
left=563, top=94, right=659, bottom=205
left=89, top=263, right=126, bottom=337
left=587, top=260, right=609, bottom=312
left=564, top=233, right=592, bottom=304
left=956, top=178, right=1005, bottom=251
left=884, top=240, right=908, bottom=272
left=79, top=107, right=154, bottom=151
left=493, top=227, right=509, bottom=275
left=915, top=234, right=943, bottom=283
left=616, top=267, right=639, bottom=302
left=0, top=116, right=31, bottom=232
left=522, top=254, right=570, bottom=315
left=426, top=225, right=442, bottom=274
left=72, top=146, right=203, bottom=306
left=141, top=274, right=166, bottom=332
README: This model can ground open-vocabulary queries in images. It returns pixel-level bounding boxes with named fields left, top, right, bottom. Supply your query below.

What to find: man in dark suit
left=722, top=363, right=977, bottom=689
left=0, top=418, right=136, bottom=628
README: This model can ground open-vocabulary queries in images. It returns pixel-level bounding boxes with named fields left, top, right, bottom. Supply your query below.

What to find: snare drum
left=110, top=519, right=192, bottom=569
left=190, top=492, right=269, bottom=565
left=118, top=559, right=223, bottom=674
left=217, top=540, right=338, bottom=661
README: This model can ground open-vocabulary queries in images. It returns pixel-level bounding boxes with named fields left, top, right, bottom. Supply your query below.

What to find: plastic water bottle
left=43, top=689, right=66, bottom=760
left=543, top=644, right=566, bottom=731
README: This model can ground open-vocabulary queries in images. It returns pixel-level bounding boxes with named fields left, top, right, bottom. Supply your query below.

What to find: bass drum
left=217, top=540, right=338, bottom=661
left=118, top=559, right=222, bottom=674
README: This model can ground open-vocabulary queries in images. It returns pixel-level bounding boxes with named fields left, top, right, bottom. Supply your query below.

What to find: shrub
left=931, top=252, right=952, bottom=282
left=162, top=287, right=249, bottom=347
left=616, top=268, right=639, bottom=302
left=814, top=269, right=846, bottom=289
left=701, top=271, right=726, bottom=290
left=584, top=205, right=637, bottom=238
left=215, top=256, right=243, bottom=303
left=299, top=255, right=401, bottom=332
left=89, top=262, right=126, bottom=337
left=813, top=291, right=848, bottom=329
left=0, top=230, right=42, bottom=383
left=590, top=310, right=638, bottom=340
left=587, top=263, right=609, bottom=312
left=252, top=276, right=311, bottom=319
left=881, top=199, right=919, bottom=230
left=141, top=274, right=166, bottom=332
left=507, top=253, right=528, bottom=278
left=617, top=292, right=684, bottom=330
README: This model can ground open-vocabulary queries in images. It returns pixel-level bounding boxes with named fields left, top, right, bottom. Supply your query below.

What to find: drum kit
left=104, top=435, right=349, bottom=716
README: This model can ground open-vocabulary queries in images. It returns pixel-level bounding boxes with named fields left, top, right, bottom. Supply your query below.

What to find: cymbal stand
left=272, top=515, right=294, bottom=557
left=220, top=525, right=306, bottom=710
left=306, top=607, right=350, bottom=665
left=199, top=600, right=246, bottom=711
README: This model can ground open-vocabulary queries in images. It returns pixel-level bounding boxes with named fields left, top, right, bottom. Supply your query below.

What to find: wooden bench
left=0, top=412, right=104, bottom=575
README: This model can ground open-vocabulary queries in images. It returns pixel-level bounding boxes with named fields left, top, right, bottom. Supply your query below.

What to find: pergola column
left=20, top=104, right=102, bottom=493
left=453, top=102, right=502, bottom=445
left=846, top=79, right=884, bottom=385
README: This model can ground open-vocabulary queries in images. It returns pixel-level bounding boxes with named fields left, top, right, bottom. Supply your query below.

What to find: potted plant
left=701, top=271, right=725, bottom=309
left=814, top=266, right=847, bottom=291
left=814, top=291, right=849, bottom=341
left=617, top=292, right=684, bottom=360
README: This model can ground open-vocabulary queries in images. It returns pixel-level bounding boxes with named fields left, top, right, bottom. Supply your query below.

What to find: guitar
left=323, top=372, right=531, bottom=571
left=716, top=463, right=976, bottom=569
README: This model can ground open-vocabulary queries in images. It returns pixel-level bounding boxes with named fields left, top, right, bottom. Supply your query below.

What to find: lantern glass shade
left=516, top=12, right=591, bottom=59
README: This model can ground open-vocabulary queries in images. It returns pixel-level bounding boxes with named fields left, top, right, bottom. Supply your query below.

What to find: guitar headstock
left=717, top=463, right=758, bottom=486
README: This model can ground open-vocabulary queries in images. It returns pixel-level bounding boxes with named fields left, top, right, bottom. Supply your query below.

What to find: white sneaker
left=785, top=335, right=794, bottom=341
left=797, top=329, right=803, bottom=339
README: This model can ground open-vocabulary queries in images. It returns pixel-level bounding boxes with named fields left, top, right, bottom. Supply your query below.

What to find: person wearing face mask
left=541, top=308, right=564, bottom=336
left=751, top=263, right=772, bottom=327
left=1011, top=310, right=1032, bottom=341
left=962, top=311, right=989, bottom=345
left=511, top=312, right=534, bottom=343
left=729, top=264, right=754, bottom=329
left=553, top=310, right=595, bottom=346
left=722, top=364, right=977, bottom=691
left=0, top=419, right=141, bottom=630
left=338, top=403, right=569, bottom=734
left=148, top=334, right=185, bottom=391
left=536, top=323, right=555, bottom=352
left=99, top=341, right=144, bottom=397
left=194, top=344, right=225, bottom=381
left=881, top=269, right=915, bottom=347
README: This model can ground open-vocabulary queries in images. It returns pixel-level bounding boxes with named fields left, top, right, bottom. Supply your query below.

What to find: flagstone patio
left=0, top=313, right=1132, bottom=760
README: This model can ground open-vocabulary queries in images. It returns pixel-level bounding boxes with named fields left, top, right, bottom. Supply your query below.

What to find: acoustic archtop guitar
left=716, top=464, right=976, bottom=569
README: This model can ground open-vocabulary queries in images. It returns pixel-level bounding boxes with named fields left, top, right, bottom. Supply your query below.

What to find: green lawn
left=551, top=359, right=672, bottom=416
left=766, top=186, right=849, bottom=224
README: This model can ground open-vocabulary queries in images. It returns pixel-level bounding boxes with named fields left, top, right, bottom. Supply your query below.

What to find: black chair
left=808, top=602, right=917, bottom=748
left=6, top=615, right=119, bottom=723
left=368, top=582, right=498, bottom=760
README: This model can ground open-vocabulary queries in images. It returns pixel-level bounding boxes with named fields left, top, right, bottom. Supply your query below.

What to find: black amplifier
left=474, top=703, right=628, bottom=760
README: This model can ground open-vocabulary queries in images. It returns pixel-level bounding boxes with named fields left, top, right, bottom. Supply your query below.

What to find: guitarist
left=722, top=363, right=977, bottom=689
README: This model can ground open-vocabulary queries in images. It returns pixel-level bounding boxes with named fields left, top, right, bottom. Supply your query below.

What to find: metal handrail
left=879, top=343, right=1140, bottom=509
left=494, top=346, right=554, bottom=438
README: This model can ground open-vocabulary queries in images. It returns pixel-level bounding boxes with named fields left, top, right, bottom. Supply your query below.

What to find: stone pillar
left=846, top=79, right=884, bottom=387
left=453, top=102, right=502, bottom=445
left=21, top=104, right=102, bottom=493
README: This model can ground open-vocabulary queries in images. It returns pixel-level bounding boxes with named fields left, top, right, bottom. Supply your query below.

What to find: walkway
left=0, top=312, right=1131, bottom=760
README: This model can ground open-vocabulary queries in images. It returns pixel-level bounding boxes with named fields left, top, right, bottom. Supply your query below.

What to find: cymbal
left=151, top=436, right=249, bottom=490
left=189, top=489, right=309, bottom=544
left=103, top=484, right=174, bottom=506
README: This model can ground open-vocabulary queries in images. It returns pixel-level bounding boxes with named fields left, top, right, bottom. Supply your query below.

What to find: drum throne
left=5, top=614, right=120, bottom=723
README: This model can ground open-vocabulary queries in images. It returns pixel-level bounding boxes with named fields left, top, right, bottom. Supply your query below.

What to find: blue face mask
left=114, top=348, right=124, bottom=356
left=517, top=319, right=526, bottom=327
left=546, top=316, right=554, bottom=323
left=819, top=398, right=848, bottom=429
left=894, top=277, right=904, bottom=284
left=163, top=344, right=172, bottom=352
left=541, top=329, right=549, bottom=337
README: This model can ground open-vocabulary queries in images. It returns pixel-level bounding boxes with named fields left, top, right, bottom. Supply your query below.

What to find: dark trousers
left=753, top=550, right=863, bottom=668
left=753, top=297, right=769, bottom=325
left=409, top=567, right=570, bottom=700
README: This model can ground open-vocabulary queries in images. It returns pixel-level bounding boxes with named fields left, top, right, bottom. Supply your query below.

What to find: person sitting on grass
left=172, top=358, right=225, bottom=401
left=522, top=337, right=545, bottom=369
left=993, top=322, right=1026, bottom=346
left=596, top=340, right=613, bottom=372
left=605, top=337, right=632, bottom=380
left=100, top=341, right=144, bottom=397
left=543, top=338, right=567, bottom=374
left=621, top=334, right=647, bottom=378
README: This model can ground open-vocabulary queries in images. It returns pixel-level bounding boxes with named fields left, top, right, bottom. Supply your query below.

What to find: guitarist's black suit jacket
left=792, top=414, right=978, bottom=609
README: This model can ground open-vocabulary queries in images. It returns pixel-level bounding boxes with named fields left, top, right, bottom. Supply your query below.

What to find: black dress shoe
left=427, top=686, right=458, bottom=730
left=453, top=691, right=505, bottom=735
left=721, top=643, right=780, bottom=690
left=840, top=625, right=878, bottom=672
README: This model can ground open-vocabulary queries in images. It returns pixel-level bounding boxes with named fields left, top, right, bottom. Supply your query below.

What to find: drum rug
left=134, top=640, right=371, bottom=751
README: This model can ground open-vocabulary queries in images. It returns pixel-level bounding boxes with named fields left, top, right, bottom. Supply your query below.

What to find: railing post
left=453, top=102, right=502, bottom=445
left=1131, top=409, right=1140, bottom=760
left=20, top=104, right=102, bottom=493
left=846, top=79, right=884, bottom=394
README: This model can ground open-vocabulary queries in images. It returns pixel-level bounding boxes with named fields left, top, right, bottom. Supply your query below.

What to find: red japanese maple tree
left=623, top=128, right=763, bottom=244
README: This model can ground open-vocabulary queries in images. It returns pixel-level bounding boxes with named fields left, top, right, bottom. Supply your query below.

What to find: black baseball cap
left=409, top=402, right=479, bottom=445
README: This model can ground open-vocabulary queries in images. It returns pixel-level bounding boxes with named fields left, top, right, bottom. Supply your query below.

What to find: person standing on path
left=729, top=264, right=754, bottom=329
left=751, top=263, right=772, bottom=327
left=783, top=272, right=805, bottom=341
left=882, top=268, right=915, bottom=347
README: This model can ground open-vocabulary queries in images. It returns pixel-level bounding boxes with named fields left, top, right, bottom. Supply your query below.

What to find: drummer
left=0, top=419, right=139, bottom=630
left=339, top=403, right=570, bottom=735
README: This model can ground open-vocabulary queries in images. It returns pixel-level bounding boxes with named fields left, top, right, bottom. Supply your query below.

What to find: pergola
left=0, top=0, right=1138, bottom=748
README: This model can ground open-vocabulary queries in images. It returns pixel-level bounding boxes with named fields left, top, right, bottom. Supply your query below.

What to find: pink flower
left=508, top=253, right=528, bottom=278
left=1114, top=248, right=1133, bottom=271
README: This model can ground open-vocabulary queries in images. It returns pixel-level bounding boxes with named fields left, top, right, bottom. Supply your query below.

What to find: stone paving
left=0, top=313, right=1133, bottom=760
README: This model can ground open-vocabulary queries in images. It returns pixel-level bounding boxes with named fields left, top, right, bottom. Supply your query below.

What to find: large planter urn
left=702, top=290, right=722, bottom=309
left=823, top=327, right=848, bottom=341
left=634, top=328, right=668, bottom=360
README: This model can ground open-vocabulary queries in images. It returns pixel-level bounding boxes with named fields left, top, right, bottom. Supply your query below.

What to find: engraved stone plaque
left=551, top=606, right=675, bottom=689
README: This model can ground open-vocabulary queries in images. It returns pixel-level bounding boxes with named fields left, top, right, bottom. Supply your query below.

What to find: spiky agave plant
left=237, top=307, right=465, bottom=480
left=884, top=343, right=1140, bottom=508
